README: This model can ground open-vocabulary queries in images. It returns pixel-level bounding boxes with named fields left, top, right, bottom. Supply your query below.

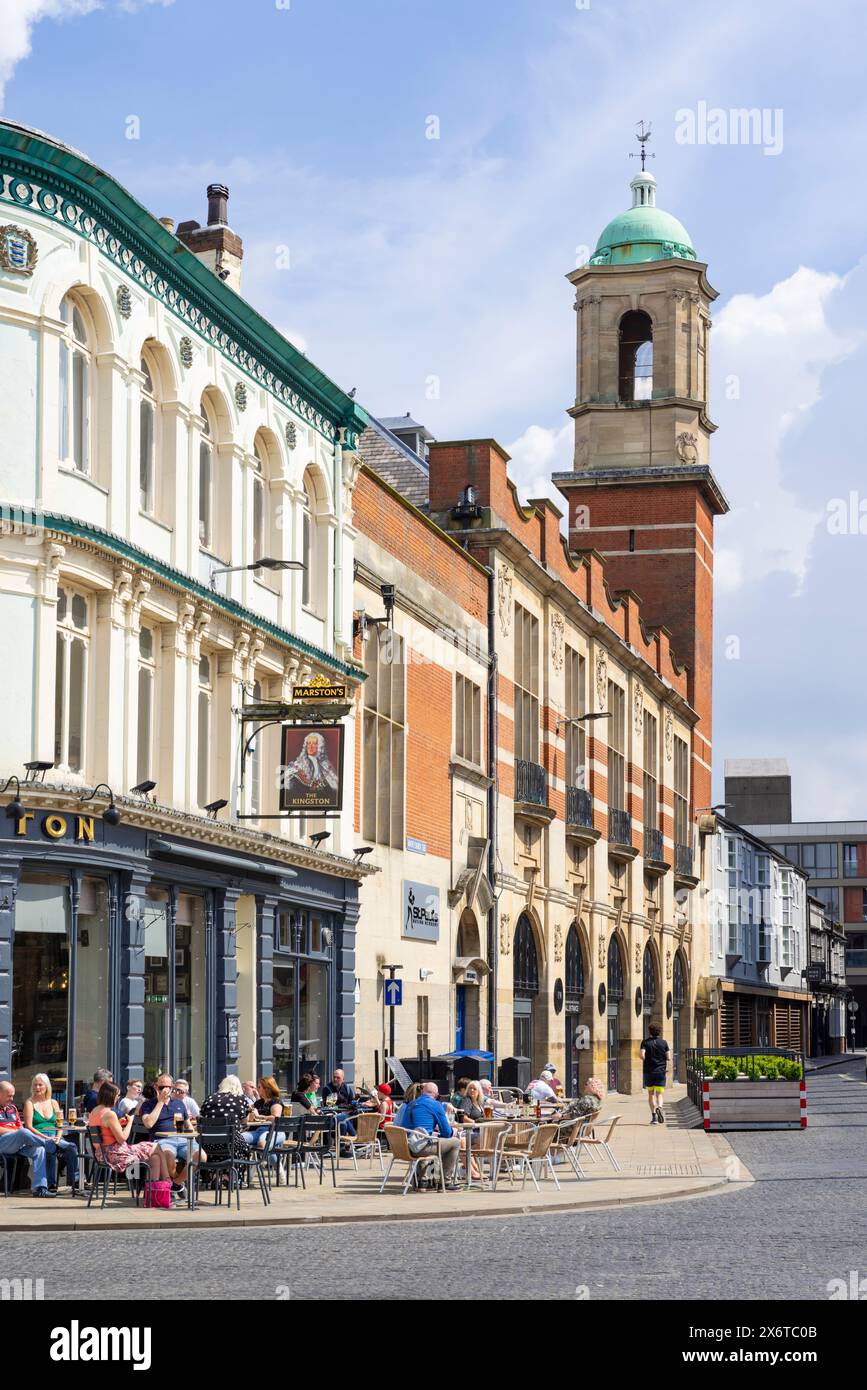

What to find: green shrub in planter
left=715, top=1060, right=739, bottom=1081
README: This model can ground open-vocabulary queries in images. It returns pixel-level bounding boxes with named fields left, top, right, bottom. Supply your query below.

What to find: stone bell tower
left=553, top=135, right=728, bottom=812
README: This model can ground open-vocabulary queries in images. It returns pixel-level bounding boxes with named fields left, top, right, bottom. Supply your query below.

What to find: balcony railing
left=675, top=842, right=694, bottom=878
left=609, top=807, right=632, bottom=847
left=566, top=785, right=593, bottom=828
left=644, top=826, right=664, bottom=862
left=515, top=758, right=548, bottom=808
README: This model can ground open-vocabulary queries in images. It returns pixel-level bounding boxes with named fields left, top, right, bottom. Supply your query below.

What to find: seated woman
left=198, top=1076, right=255, bottom=1164
left=455, top=1080, right=484, bottom=1180
left=555, top=1076, right=606, bottom=1125
left=89, top=1081, right=171, bottom=1187
left=24, top=1073, right=83, bottom=1195
left=290, top=1071, right=317, bottom=1113
left=243, top=1076, right=284, bottom=1151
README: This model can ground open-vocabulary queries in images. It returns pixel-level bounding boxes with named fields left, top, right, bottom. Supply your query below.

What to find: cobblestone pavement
left=1, top=1056, right=864, bottom=1301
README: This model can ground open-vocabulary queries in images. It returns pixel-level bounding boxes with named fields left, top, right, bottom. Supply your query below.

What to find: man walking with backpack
left=640, top=1024, right=670, bottom=1124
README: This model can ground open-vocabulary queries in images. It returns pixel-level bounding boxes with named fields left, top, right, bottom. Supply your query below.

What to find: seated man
left=82, top=1068, right=113, bottom=1115
left=171, top=1079, right=200, bottom=1120
left=321, top=1067, right=356, bottom=1108
left=527, top=1071, right=558, bottom=1104
left=0, top=1080, right=55, bottom=1197
left=395, top=1082, right=462, bottom=1189
left=138, top=1074, right=199, bottom=1203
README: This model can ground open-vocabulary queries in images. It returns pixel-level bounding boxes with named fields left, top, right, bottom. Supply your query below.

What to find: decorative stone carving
left=179, top=336, right=193, bottom=368
left=551, top=612, right=564, bottom=673
left=666, top=949, right=672, bottom=981
left=635, top=942, right=642, bottom=975
left=595, top=649, right=608, bottom=711
left=554, top=922, right=563, bottom=964
left=116, top=283, right=132, bottom=318
left=633, top=684, right=644, bottom=735
left=191, top=606, right=212, bottom=662
left=497, top=567, right=513, bottom=637
left=234, top=381, right=247, bottom=412
left=664, top=711, right=674, bottom=762
left=38, top=543, right=65, bottom=606
left=285, top=421, right=298, bottom=450
left=129, top=576, right=151, bottom=633
left=499, top=912, right=511, bottom=955
left=675, top=431, right=698, bottom=466
left=598, top=934, right=606, bottom=969
left=110, top=568, right=134, bottom=628
left=174, top=601, right=196, bottom=656
left=0, top=225, right=37, bottom=276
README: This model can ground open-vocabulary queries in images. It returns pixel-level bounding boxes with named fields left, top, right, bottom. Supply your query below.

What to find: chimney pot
left=158, top=216, right=175, bottom=234
left=206, top=183, right=230, bottom=226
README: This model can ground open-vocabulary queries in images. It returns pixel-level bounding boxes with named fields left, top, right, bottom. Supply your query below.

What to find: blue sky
left=3, top=0, right=866, bottom=818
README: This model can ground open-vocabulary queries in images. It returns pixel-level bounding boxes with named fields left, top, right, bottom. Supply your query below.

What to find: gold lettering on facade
left=76, top=816, right=95, bottom=842
left=16, top=812, right=34, bottom=837
left=43, top=814, right=67, bottom=839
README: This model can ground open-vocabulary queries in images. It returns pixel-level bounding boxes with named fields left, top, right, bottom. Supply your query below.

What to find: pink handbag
left=143, top=1179, right=172, bottom=1209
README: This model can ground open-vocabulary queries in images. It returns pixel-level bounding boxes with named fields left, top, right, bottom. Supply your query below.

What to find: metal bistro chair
left=339, top=1110, right=385, bottom=1174
left=575, top=1114, right=622, bottom=1172
left=297, top=1114, right=337, bottom=1187
left=378, top=1125, right=445, bottom=1195
left=494, top=1123, right=561, bottom=1193
left=273, top=1115, right=307, bottom=1188
left=83, top=1126, right=143, bottom=1209
left=192, top=1119, right=271, bottom=1210
left=549, top=1118, right=587, bottom=1180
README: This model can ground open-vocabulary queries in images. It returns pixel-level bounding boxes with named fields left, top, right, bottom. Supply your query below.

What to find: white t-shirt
left=528, top=1079, right=557, bottom=1102
left=118, top=1096, right=140, bottom=1116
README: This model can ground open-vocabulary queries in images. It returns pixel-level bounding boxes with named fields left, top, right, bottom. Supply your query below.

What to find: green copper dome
left=589, top=171, right=696, bottom=266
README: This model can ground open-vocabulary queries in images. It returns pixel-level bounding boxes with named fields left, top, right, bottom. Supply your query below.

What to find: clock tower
left=553, top=138, right=728, bottom=811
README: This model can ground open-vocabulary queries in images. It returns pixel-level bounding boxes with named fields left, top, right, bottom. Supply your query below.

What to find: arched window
left=673, top=951, right=686, bottom=1010
left=513, top=915, right=539, bottom=998
left=643, top=944, right=658, bottom=1010
left=565, top=923, right=585, bottom=1005
left=607, top=935, right=624, bottom=1002
left=136, top=625, right=156, bottom=784
left=252, top=445, right=266, bottom=564
left=618, top=310, right=653, bottom=402
left=198, top=400, right=214, bottom=549
left=54, top=586, right=89, bottom=771
left=59, top=294, right=92, bottom=472
left=139, top=354, right=156, bottom=514
left=301, top=468, right=316, bottom=610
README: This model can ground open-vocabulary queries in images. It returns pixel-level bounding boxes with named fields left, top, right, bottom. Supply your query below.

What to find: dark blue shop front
left=0, top=805, right=358, bottom=1104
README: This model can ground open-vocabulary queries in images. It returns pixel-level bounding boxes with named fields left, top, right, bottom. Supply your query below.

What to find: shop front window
left=174, top=894, right=206, bottom=1091
left=272, top=907, right=332, bottom=1091
left=74, top=877, right=109, bottom=1096
left=143, top=888, right=170, bottom=1082
left=12, top=874, right=70, bottom=1103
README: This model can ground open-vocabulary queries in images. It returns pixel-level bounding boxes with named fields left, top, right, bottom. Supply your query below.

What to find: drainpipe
left=485, top=564, right=499, bottom=1060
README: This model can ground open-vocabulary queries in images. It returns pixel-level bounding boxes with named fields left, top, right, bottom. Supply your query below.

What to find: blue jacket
left=395, top=1094, right=453, bottom=1139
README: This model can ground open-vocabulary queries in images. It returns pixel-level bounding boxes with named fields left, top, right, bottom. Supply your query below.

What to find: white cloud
left=711, top=265, right=862, bottom=591
left=505, top=421, right=572, bottom=518
left=0, top=0, right=173, bottom=111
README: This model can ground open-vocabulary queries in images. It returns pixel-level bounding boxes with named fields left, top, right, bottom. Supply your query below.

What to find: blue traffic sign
left=384, top=978, right=403, bottom=1007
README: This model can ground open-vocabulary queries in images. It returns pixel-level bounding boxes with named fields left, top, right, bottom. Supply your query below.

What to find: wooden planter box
left=702, top=1078, right=806, bottom=1131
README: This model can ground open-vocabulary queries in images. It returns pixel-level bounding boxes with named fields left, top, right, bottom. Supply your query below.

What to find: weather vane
left=630, top=120, right=655, bottom=172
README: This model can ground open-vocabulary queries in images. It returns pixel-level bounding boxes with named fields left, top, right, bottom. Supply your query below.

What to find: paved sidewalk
left=1, top=1085, right=752, bottom=1231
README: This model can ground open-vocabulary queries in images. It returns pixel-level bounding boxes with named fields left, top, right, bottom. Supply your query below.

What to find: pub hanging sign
left=279, top=723, right=345, bottom=814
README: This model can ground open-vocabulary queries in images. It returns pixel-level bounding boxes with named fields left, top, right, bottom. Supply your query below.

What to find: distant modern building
left=724, top=758, right=792, bottom=826
left=725, top=765, right=864, bottom=1048
left=807, top=895, right=847, bottom=1056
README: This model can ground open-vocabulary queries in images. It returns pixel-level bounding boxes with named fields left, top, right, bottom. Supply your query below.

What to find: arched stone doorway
left=564, top=922, right=587, bottom=1097
left=607, top=935, right=626, bottom=1092
left=454, top=909, right=487, bottom=1051
left=513, top=913, right=541, bottom=1068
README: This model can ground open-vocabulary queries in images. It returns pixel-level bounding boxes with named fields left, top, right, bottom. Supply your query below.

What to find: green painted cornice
left=0, top=121, right=368, bottom=447
left=14, top=506, right=364, bottom=682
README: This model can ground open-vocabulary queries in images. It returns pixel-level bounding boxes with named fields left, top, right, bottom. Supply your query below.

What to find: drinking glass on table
left=174, top=1110, right=185, bottom=1133
left=68, top=1107, right=78, bottom=1125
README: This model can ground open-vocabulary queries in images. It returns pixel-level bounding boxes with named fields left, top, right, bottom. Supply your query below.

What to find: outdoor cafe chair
left=378, top=1124, right=444, bottom=1195
left=297, top=1115, right=337, bottom=1187
left=575, top=1114, right=622, bottom=1172
left=549, top=1119, right=586, bottom=1180
left=191, top=1119, right=271, bottom=1210
left=468, top=1120, right=511, bottom=1188
left=339, top=1110, right=385, bottom=1173
left=493, top=1123, right=561, bottom=1193
left=272, top=1115, right=307, bottom=1188
left=83, top=1127, right=143, bottom=1209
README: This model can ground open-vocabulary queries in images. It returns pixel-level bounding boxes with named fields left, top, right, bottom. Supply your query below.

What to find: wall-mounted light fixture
left=79, top=783, right=121, bottom=826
